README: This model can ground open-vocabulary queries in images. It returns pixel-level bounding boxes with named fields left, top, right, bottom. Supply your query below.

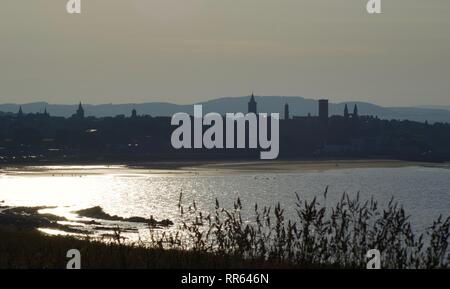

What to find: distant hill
left=1, top=96, right=450, bottom=123
left=416, top=105, right=450, bottom=111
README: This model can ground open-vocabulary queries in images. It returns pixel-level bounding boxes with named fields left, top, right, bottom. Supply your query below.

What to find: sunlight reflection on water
left=0, top=165, right=449, bottom=241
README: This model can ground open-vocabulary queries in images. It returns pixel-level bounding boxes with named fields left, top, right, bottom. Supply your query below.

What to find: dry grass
left=150, top=189, right=449, bottom=269
left=0, top=225, right=299, bottom=269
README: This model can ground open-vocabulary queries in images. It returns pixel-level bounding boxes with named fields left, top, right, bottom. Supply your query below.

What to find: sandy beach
left=175, top=159, right=441, bottom=174
left=130, top=159, right=445, bottom=175
left=0, top=159, right=446, bottom=177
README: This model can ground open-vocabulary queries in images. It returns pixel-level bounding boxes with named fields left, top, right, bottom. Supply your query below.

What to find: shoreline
left=0, top=159, right=446, bottom=176
left=0, top=225, right=309, bottom=269
left=173, top=159, right=438, bottom=173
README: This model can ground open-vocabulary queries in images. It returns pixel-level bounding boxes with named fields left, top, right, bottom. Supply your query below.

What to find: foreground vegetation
left=1, top=225, right=294, bottom=269
left=0, top=189, right=449, bottom=269
left=150, top=190, right=449, bottom=269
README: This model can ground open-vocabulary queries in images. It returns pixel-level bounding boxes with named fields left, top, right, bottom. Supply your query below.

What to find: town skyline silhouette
left=1, top=95, right=450, bottom=164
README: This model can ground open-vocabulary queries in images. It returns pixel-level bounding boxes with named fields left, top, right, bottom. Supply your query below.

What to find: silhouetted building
left=131, top=108, right=137, bottom=118
left=17, top=106, right=24, bottom=118
left=43, top=107, right=50, bottom=117
left=319, top=99, right=328, bottom=124
left=248, top=93, right=257, bottom=114
left=73, top=102, right=85, bottom=119
left=284, top=103, right=290, bottom=120
left=2, top=96, right=450, bottom=164
left=353, top=104, right=359, bottom=119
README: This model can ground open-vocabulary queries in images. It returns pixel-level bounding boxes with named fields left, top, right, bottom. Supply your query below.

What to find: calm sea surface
left=1, top=165, right=449, bottom=239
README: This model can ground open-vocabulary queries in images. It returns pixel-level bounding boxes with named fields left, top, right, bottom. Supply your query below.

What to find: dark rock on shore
left=0, top=204, right=173, bottom=237
left=74, top=206, right=173, bottom=227
left=0, top=206, right=83, bottom=233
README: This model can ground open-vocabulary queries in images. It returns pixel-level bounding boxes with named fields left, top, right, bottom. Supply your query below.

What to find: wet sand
left=0, top=159, right=445, bottom=176
left=132, top=159, right=443, bottom=175
left=175, top=159, right=438, bottom=174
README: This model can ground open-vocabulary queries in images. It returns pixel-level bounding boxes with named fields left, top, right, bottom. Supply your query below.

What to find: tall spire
left=353, top=104, right=358, bottom=117
left=284, top=102, right=290, bottom=120
left=18, top=106, right=23, bottom=117
left=248, top=92, right=257, bottom=114
left=344, top=104, right=349, bottom=118
left=131, top=104, right=137, bottom=118
left=75, top=101, right=85, bottom=118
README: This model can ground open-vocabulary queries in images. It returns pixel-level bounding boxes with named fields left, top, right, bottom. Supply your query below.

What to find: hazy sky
left=1, top=0, right=449, bottom=106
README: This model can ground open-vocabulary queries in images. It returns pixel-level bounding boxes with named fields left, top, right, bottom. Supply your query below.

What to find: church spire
left=284, top=102, right=290, bottom=120
left=131, top=105, right=137, bottom=118
left=75, top=102, right=85, bottom=118
left=344, top=104, right=349, bottom=118
left=248, top=92, right=257, bottom=114
left=43, top=107, right=49, bottom=117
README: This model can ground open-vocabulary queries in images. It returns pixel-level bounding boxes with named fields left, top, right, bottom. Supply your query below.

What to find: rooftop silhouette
left=0, top=95, right=449, bottom=164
